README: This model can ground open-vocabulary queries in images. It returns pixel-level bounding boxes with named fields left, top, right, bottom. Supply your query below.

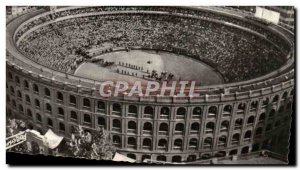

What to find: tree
left=63, top=126, right=116, bottom=160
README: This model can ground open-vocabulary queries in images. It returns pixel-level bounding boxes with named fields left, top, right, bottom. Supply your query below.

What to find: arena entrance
left=75, top=50, right=224, bottom=86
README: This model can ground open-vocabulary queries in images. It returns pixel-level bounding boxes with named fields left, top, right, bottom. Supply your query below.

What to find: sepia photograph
left=5, top=5, right=295, bottom=165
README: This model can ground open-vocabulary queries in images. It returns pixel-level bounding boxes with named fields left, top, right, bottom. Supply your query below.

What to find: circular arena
left=6, top=6, right=294, bottom=163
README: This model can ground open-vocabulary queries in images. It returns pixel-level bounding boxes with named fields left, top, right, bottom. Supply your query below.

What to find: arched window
left=59, top=122, right=65, bottom=131
left=70, top=95, right=76, bottom=105
left=189, top=138, right=198, bottom=149
left=203, top=137, right=212, bottom=148
left=172, top=156, right=182, bottom=163
left=46, top=103, right=52, bottom=113
left=24, top=80, right=29, bottom=89
left=255, top=127, right=263, bottom=136
left=27, top=109, right=32, bottom=117
left=97, top=101, right=105, bottom=111
left=113, top=103, right=121, bottom=113
left=47, top=118, right=53, bottom=127
left=192, top=107, right=202, bottom=118
left=44, top=88, right=50, bottom=97
left=244, top=131, right=252, bottom=139
left=70, top=111, right=77, bottom=121
left=229, top=149, right=238, bottom=155
left=250, top=101, right=258, bottom=111
left=159, top=123, right=168, bottom=134
left=113, top=119, right=121, bottom=131
left=157, top=155, right=166, bottom=162
left=58, top=107, right=64, bottom=117
left=206, top=122, right=214, bottom=133
left=191, top=122, right=200, bottom=133
left=176, top=107, right=186, bottom=119
left=262, top=98, right=269, bottom=107
left=173, top=139, right=183, bottom=150
left=218, top=136, right=227, bottom=147
left=142, top=138, right=152, bottom=149
left=57, top=91, right=63, bottom=101
left=158, top=139, right=168, bottom=149
left=220, top=120, right=229, bottom=131
left=290, top=89, right=294, bottom=96
left=15, top=76, right=20, bottom=85
left=160, top=107, right=169, bottom=119
left=128, top=121, right=137, bottom=132
left=128, top=105, right=137, bottom=114
left=272, top=95, right=279, bottom=103
left=282, top=92, right=288, bottom=100
left=238, top=103, right=245, bottom=113
left=17, top=90, right=22, bottom=99
left=127, top=137, right=136, bottom=147
left=113, top=135, right=121, bottom=147
left=208, top=106, right=217, bottom=118
left=223, top=105, right=232, bottom=117
left=98, top=117, right=105, bottom=127
left=232, top=133, right=240, bottom=144
left=83, top=98, right=90, bottom=108
left=33, top=84, right=39, bottom=93
left=25, top=94, right=30, bottom=103
left=247, top=116, right=255, bottom=125
left=144, top=106, right=154, bottom=118
left=241, top=146, right=249, bottom=154
left=259, top=113, right=266, bottom=122
left=235, top=118, right=243, bottom=129
left=36, top=113, right=42, bottom=122
left=143, top=122, right=152, bottom=134
left=83, top=114, right=91, bottom=123
left=175, top=123, right=184, bottom=134
left=35, top=99, right=40, bottom=108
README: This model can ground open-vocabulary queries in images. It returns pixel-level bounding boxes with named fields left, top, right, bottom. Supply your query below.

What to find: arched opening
left=160, top=107, right=169, bottom=119
left=128, top=121, right=137, bottom=133
left=58, top=107, right=64, bottom=117
left=46, top=103, right=52, bottom=113
left=44, top=88, right=51, bottom=97
left=250, top=101, right=258, bottom=111
left=27, top=109, right=32, bottom=117
left=141, top=155, right=151, bottom=162
left=33, top=84, right=39, bottom=93
left=25, top=95, right=30, bottom=103
left=127, top=154, right=136, bottom=160
left=190, top=122, right=200, bottom=134
left=83, top=114, right=91, bottom=124
left=59, top=122, right=65, bottom=132
left=172, top=156, right=181, bottom=163
left=232, top=133, right=240, bottom=145
left=218, top=136, right=227, bottom=147
left=112, top=119, right=121, bottom=132
left=36, top=113, right=42, bottom=122
left=98, top=117, right=106, bottom=128
left=113, top=135, right=121, bottom=147
left=128, top=105, right=137, bottom=114
left=15, top=76, right=20, bottom=85
left=272, top=95, right=279, bottom=103
left=282, top=92, right=288, bottom=100
left=234, top=118, right=243, bottom=129
left=47, top=118, right=53, bottom=127
left=208, top=106, right=218, bottom=118
left=113, top=103, right=122, bottom=115
left=237, top=103, right=245, bottom=114
left=247, top=116, right=255, bottom=125
left=24, top=80, right=29, bottom=89
left=229, top=149, right=238, bottom=155
left=223, top=105, right=232, bottom=117
left=159, top=123, right=168, bottom=135
left=175, top=123, right=184, bottom=134
left=189, top=138, right=198, bottom=150
left=144, top=106, right=154, bottom=118
left=57, top=91, right=63, bottom=101
left=70, top=111, right=77, bottom=121
left=192, top=107, right=202, bottom=118
left=17, top=90, right=22, bottom=99
left=157, top=155, right=166, bottom=162
left=241, top=146, right=249, bottom=154
left=35, top=99, right=40, bottom=108
left=205, top=122, right=214, bottom=133
left=127, top=137, right=136, bottom=148
left=187, top=155, right=197, bottom=162
left=97, top=101, right=105, bottom=111
left=142, top=138, right=152, bottom=149
left=69, top=95, right=76, bottom=105
left=269, top=109, right=276, bottom=118
left=83, top=98, right=90, bottom=108
left=244, top=131, right=252, bottom=140
left=143, top=122, right=153, bottom=135
left=259, top=113, right=266, bottom=122
left=158, top=139, right=168, bottom=150
left=262, top=98, right=269, bottom=107
left=19, top=104, right=24, bottom=114
left=203, top=137, right=213, bottom=148
left=220, top=120, right=229, bottom=131
left=176, top=107, right=186, bottom=119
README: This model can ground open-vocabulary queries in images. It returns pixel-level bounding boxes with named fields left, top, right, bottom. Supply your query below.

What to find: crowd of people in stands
left=16, top=7, right=289, bottom=83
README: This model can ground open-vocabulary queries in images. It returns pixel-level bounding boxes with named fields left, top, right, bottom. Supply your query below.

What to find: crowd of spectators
left=17, top=9, right=289, bottom=83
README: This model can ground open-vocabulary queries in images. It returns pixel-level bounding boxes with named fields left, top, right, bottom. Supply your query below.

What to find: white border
left=1, top=0, right=299, bottom=169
